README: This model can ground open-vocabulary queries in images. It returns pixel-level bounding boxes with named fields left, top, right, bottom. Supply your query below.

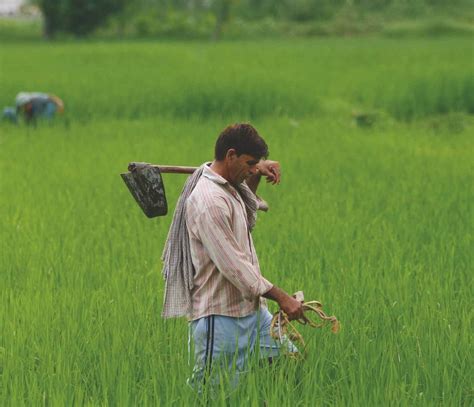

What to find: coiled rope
left=270, top=294, right=340, bottom=360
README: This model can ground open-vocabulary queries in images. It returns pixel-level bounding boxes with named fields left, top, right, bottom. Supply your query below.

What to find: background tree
left=211, top=0, right=236, bottom=40
left=38, top=0, right=65, bottom=39
left=36, top=0, right=127, bottom=37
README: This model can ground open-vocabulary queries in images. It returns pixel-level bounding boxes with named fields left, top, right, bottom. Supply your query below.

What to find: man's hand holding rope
left=263, top=285, right=304, bottom=320
left=269, top=291, right=340, bottom=360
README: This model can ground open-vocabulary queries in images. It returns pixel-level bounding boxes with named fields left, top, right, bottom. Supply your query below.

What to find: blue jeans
left=187, top=307, right=297, bottom=389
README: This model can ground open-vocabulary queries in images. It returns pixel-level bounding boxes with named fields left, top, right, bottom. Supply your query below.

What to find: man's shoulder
left=190, top=176, right=224, bottom=199
left=187, top=177, right=230, bottom=215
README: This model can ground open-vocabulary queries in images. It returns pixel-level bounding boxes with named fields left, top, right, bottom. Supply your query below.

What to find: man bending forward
left=162, top=123, right=303, bottom=386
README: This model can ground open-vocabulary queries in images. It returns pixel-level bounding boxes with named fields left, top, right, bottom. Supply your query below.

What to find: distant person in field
left=15, top=92, right=64, bottom=123
left=161, top=123, right=303, bottom=388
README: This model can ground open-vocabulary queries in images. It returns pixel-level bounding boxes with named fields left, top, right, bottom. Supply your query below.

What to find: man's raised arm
left=246, top=159, right=281, bottom=194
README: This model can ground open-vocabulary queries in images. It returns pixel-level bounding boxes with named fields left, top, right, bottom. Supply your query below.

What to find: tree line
left=36, top=0, right=471, bottom=39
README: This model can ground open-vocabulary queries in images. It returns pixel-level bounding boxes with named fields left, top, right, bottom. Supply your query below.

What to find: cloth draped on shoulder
left=161, top=162, right=258, bottom=319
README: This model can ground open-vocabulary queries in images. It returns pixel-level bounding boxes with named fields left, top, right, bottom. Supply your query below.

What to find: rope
left=270, top=300, right=340, bottom=360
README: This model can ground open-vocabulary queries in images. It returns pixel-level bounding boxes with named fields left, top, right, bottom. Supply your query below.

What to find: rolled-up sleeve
left=192, top=202, right=273, bottom=300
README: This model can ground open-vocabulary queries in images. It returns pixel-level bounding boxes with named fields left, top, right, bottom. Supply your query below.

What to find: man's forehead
left=240, top=154, right=260, bottom=163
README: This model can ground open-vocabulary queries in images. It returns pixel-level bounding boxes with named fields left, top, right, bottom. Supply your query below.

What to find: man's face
left=227, top=151, right=260, bottom=185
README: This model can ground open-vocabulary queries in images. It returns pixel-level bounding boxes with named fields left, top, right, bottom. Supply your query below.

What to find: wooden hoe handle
left=128, top=163, right=197, bottom=174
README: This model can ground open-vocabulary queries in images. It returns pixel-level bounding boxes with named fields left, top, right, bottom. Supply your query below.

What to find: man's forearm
left=262, top=285, right=289, bottom=303
left=262, top=285, right=304, bottom=320
left=246, top=159, right=280, bottom=195
left=246, top=173, right=261, bottom=194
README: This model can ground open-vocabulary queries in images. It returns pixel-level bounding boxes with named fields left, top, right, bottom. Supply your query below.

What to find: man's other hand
left=257, top=160, right=281, bottom=185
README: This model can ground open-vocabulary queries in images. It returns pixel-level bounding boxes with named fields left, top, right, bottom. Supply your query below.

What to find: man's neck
left=210, top=160, right=231, bottom=184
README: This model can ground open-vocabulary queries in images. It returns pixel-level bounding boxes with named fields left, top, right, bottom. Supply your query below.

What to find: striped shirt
left=185, top=165, right=273, bottom=320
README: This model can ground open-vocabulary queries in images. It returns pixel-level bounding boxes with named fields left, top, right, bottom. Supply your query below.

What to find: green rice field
left=0, top=37, right=472, bottom=405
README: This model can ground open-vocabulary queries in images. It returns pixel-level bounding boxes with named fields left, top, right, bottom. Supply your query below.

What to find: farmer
left=15, top=92, right=64, bottom=123
left=161, top=123, right=303, bottom=388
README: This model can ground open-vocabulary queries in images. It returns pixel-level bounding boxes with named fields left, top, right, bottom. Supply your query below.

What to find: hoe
left=121, top=162, right=269, bottom=218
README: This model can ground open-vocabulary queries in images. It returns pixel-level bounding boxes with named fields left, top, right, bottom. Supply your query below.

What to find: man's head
left=214, top=123, right=269, bottom=185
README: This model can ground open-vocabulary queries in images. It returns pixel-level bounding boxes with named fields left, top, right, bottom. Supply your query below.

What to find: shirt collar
left=202, top=162, right=229, bottom=185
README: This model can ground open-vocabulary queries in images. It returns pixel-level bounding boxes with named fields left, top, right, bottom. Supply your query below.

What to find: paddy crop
left=1, top=37, right=472, bottom=121
left=0, top=38, right=472, bottom=405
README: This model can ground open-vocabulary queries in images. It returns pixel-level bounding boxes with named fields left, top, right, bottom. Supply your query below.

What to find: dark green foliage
left=66, top=0, right=121, bottom=36
left=278, top=0, right=344, bottom=22
left=32, top=0, right=474, bottom=40
left=38, top=0, right=127, bottom=37
left=39, top=0, right=66, bottom=38
left=383, top=19, right=474, bottom=38
left=211, top=0, right=233, bottom=40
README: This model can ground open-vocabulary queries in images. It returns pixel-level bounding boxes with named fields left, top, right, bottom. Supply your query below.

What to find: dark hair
left=214, top=123, right=269, bottom=161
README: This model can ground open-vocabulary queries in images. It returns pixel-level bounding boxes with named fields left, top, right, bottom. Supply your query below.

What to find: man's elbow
left=244, top=278, right=273, bottom=300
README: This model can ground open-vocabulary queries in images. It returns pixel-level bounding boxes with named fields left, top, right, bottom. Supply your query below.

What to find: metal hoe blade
left=121, top=163, right=168, bottom=218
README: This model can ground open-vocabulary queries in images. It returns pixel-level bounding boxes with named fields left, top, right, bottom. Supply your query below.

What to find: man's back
left=185, top=165, right=272, bottom=320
